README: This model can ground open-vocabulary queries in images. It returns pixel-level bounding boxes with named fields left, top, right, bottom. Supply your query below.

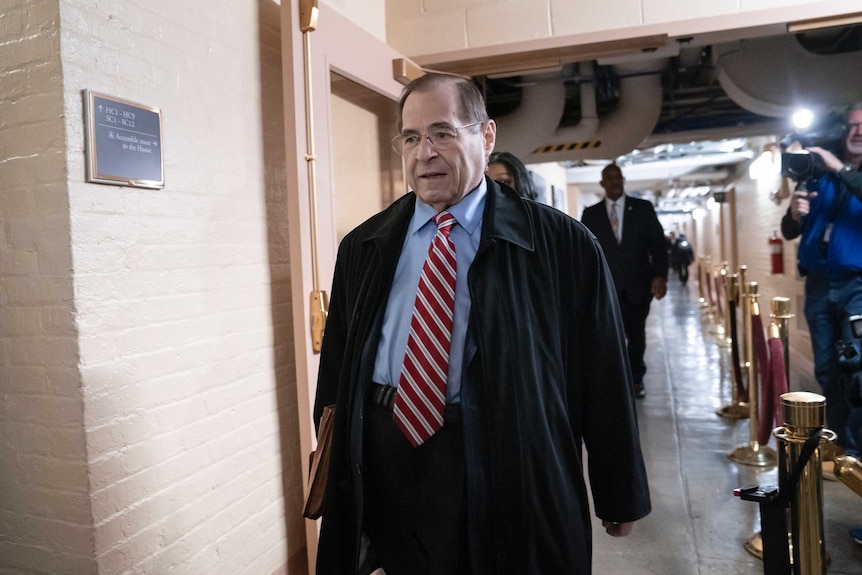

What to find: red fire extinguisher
left=769, top=231, right=784, bottom=274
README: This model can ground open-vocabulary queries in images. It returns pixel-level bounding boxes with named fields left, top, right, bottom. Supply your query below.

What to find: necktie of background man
left=610, top=201, right=620, bottom=243
left=393, top=211, right=457, bottom=447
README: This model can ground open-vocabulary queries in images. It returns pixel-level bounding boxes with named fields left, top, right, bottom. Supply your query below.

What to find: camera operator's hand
left=806, top=146, right=844, bottom=172
left=790, top=190, right=817, bottom=221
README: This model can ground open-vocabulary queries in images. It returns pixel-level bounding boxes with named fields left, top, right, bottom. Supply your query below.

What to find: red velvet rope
left=728, top=301, right=747, bottom=402
left=759, top=337, right=789, bottom=446
left=750, top=314, right=773, bottom=445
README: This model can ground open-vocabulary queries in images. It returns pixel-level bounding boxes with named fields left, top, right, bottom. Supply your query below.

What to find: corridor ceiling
left=412, top=15, right=862, bottom=202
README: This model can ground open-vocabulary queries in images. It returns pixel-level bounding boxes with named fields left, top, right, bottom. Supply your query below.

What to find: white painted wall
left=385, top=0, right=847, bottom=55
left=324, top=0, right=387, bottom=41
left=0, top=1, right=95, bottom=572
left=1, top=0, right=303, bottom=573
left=527, top=162, right=569, bottom=214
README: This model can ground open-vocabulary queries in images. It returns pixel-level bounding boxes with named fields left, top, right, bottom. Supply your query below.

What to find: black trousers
left=363, top=400, right=470, bottom=575
left=618, top=291, right=652, bottom=385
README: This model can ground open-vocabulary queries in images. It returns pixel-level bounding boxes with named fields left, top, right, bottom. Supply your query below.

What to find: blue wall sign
left=85, top=90, right=164, bottom=188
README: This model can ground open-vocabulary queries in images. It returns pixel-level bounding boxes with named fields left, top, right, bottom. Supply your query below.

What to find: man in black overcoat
left=581, top=164, right=669, bottom=398
left=313, top=73, right=651, bottom=575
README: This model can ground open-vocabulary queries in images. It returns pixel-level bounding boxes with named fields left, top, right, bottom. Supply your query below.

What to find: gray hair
left=396, top=73, right=489, bottom=132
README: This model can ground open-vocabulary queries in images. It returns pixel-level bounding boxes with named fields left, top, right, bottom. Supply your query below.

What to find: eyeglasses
left=391, top=121, right=484, bottom=156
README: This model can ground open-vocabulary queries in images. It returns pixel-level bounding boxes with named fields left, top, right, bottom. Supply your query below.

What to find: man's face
left=400, top=84, right=496, bottom=212
left=845, top=109, right=862, bottom=159
left=600, top=165, right=625, bottom=201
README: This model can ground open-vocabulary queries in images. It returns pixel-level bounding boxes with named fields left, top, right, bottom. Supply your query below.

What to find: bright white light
left=793, top=109, right=815, bottom=130
left=706, top=197, right=717, bottom=210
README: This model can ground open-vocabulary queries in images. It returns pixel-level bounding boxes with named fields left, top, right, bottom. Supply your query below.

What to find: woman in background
left=487, top=151, right=538, bottom=200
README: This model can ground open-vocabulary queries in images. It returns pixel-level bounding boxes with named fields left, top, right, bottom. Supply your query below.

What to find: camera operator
left=781, top=104, right=862, bottom=485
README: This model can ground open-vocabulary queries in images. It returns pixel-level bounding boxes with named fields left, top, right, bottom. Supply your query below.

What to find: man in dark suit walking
left=314, top=75, right=650, bottom=575
left=581, top=163, right=669, bottom=398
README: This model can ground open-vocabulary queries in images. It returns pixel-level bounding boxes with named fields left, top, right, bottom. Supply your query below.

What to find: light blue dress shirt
left=371, top=178, right=486, bottom=403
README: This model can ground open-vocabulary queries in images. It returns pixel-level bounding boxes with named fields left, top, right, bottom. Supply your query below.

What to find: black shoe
left=633, top=383, right=646, bottom=399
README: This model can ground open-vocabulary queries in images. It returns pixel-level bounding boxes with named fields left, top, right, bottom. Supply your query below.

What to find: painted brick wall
left=3, top=0, right=301, bottom=573
left=385, top=0, right=833, bottom=56
left=57, top=0, right=299, bottom=571
left=0, top=0, right=98, bottom=573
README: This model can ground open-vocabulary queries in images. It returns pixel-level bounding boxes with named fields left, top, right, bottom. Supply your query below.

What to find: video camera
left=780, top=112, right=847, bottom=183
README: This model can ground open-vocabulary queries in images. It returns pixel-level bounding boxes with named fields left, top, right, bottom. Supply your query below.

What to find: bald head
left=600, top=164, right=625, bottom=201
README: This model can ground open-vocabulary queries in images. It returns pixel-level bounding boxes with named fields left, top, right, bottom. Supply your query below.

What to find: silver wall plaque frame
left=84, top=90, right=165, bottom=189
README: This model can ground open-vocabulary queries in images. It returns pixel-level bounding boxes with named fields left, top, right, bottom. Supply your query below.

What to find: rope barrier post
left=738, top=266, right=749, bottom=372
left=773, top=392, right=834, bottom=575
left=770, top=297, right=794, bottom=382
left=715, top=263, right=730, bottom=346
left=743, top=297, right=795, bottom=561
left=717, top=272, right=749, bottom=419
left=704, top=256, right=715, bottom=322
left=708, top=261, right=721, bottom=333
left=834, top=454, right=862, bottom=496
left=730, top=281, right=778, bottom=467
left=697, top=256, right=709, bottom=309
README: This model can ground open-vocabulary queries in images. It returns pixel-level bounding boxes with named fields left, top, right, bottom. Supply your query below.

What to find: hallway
left=589, top=279, right=862, bottom=575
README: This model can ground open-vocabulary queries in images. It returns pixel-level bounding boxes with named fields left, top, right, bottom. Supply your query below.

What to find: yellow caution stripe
left=532, top=141, right=602, bottom=153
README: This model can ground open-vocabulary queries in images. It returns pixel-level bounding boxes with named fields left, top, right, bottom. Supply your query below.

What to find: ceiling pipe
left=554, top=61, right=600, bottom=143
left=491, top=72, right=567, bottom=160
left=493, top=59, right=667, bottom=165
left=714, top=35, right=862, bottom=118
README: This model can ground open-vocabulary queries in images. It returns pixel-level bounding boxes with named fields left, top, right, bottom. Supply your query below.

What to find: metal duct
left=493, top=59, right=667, bottom=164
left=714, top=34, right=862, bottom=118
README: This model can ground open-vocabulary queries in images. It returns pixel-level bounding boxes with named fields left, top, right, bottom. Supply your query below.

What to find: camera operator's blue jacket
left=789, top=172, right=862, bottom=279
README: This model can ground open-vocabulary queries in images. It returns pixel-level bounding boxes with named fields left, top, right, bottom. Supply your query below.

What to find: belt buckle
left=371, top=383, right=396, bottom=410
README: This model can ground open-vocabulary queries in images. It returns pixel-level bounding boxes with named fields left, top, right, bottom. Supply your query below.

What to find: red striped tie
left=393, top=211, right=457, bottom=447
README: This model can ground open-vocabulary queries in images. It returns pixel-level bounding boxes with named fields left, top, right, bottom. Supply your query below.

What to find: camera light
left=793, top=109, right=815, bottom=130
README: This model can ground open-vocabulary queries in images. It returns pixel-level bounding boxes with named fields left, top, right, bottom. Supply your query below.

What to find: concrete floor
left=589, top=280, right=862, bottom=575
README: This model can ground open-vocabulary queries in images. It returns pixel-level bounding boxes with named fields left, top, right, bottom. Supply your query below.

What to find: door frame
left=280, top=1, right=408, bottom=569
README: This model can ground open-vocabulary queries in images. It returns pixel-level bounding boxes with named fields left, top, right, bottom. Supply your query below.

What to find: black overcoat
left=581, top=196, right=670, bottom=304
left=313, top=177, right=651, bottom=575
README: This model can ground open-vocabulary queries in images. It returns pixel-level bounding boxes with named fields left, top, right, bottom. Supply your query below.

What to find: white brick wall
left=3, top=0, right=301, bottom=573
left=385, top=0, right=846, bottom=56
left=0, top=0, right=97, bottom=573
left=60, top=0, right=298, bottom=571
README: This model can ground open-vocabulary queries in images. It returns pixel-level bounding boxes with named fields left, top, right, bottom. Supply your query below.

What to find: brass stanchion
left=743, top=297, right=795, bottom=559
left=717, top=273, right=749, bottom=419
left=704, top=256, right=715, bottom=323
left=773, top=392, right=835, bottom=575
left=716, top=263, right=731, bottom=347
left=730, top=281, right=777, bottom=467
left=697, top=256, right=709, bottom=309
left=834, top=454, right=862, bottom=496
left=771, top=298, right=794, bottom=382
left=738, top=266, right=749, bottom=371
left=708, top=262, right=722, bottom=333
